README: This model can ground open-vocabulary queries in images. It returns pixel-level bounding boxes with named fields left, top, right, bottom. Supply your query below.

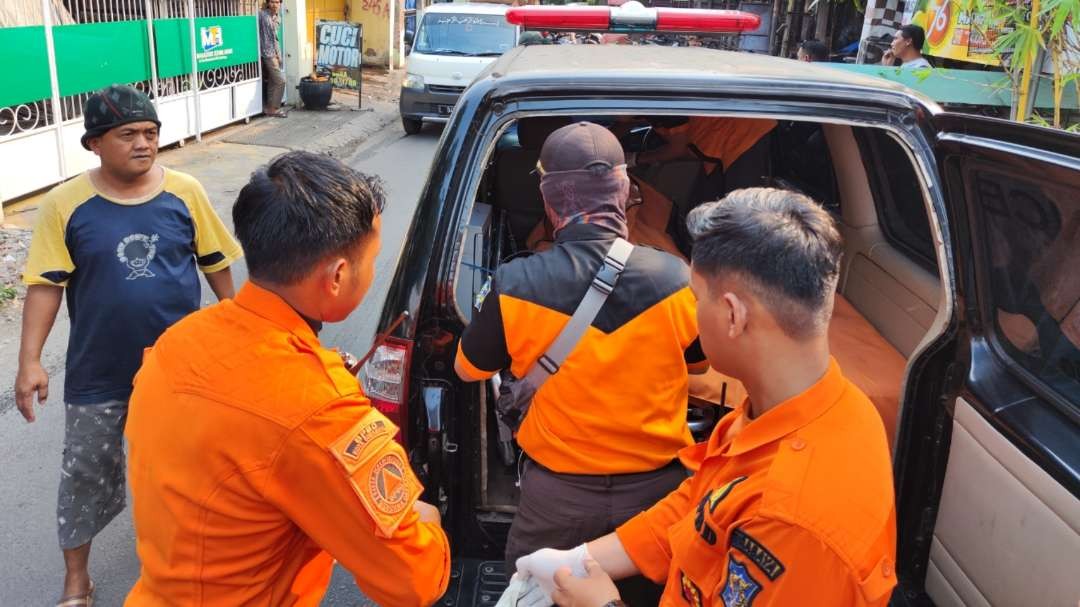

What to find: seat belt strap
left=524, top=237, right=634, bottom=387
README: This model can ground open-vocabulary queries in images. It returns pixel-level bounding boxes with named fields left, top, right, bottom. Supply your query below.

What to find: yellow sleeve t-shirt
left=23, top=168, right=242, bottom=404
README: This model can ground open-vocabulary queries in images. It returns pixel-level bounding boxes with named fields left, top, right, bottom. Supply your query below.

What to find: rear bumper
left=400, top=86, right=464, bottom=121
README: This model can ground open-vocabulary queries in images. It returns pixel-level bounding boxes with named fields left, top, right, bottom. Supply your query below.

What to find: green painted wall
left=0, top=16, right=258, bottom=108
left=53, top=20, right=153, bottom=98
left=0, top=26, right=52, bottom=108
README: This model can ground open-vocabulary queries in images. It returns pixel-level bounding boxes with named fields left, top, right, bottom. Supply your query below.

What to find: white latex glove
left=515, top=544, right=590, bottom=599
left=497, top=573, right=552, bottom=607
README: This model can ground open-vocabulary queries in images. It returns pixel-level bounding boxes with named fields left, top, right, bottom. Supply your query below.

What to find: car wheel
left=402, top=117, right=423, bottom=135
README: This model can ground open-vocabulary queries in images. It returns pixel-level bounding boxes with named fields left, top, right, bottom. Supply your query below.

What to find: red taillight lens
left=506, top=6, right=611, bottom=31
left=361, top=337, right=414, bottom=445
left=506, top=1, right=760, bottom=34
left=654, top=8, right=761, bottom=32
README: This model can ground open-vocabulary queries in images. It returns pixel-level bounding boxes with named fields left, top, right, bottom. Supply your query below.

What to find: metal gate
left=0, top=0, right=264, bottom=203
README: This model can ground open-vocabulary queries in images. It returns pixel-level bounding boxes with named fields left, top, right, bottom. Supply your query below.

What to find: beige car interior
left=458, top=114, right=1079, bottom=605
left=927, top=398, right=1080, bottom=606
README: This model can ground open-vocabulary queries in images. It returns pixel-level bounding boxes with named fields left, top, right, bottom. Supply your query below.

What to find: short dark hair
left=688, top=188, right=843, bottom=339
left=899, top=24, right=925, bottom=51
left=799, top=39, right=829, bottom=62
left=233, top=151, right=385, bottom=285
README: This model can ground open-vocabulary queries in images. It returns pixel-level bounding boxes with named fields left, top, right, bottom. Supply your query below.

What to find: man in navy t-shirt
left=14, top=85, right=242, bottom=605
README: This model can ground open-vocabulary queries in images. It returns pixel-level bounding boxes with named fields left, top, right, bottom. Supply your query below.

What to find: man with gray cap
left=455, top=122, right=708, bottom=600
left=15, top=84, right=241, bottom=605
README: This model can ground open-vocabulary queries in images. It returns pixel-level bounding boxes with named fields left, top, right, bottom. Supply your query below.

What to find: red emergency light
left=505, top=1, right=760, bottom=34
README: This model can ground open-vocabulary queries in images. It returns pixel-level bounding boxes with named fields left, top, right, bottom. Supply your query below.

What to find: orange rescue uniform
left=616, top=358, right=897, bottom=607
left=658, top=117, right=778, bottom=175
left=125, top=282, right=450, bottom=606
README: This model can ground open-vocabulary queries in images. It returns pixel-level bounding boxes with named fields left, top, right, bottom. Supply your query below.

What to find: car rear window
left=857, top=128, right=939, bottom=272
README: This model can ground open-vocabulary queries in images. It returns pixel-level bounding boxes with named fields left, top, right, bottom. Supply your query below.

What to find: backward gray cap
left=539, top=121, right=624, bottom=173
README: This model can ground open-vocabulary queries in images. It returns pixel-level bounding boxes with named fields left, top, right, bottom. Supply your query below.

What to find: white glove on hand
left=515, top=544, right=591, bottom=599
left=497, top=574, right=551, bottom=607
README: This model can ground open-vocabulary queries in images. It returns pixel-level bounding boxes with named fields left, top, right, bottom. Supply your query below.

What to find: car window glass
left=859, top=128, right=938, bottom=272
left=773, top=121, right=840, bottom=213
left=974, top=163, right=1080, bottom=406
left=414, top=13, right=515, bottom=56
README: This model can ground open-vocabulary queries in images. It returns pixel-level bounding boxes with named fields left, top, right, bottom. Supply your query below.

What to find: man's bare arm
left=205, top=267, right=236, bottom=301
left=14, top=285, right=64, bottom=422
left=586, top=533, right=640, bottom=581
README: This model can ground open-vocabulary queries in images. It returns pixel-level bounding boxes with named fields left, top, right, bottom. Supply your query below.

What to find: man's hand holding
left=413, top=500, right=441, bottom=525
left=552, top=559, right=620, bottom=607
left=515, top=544, right=590, bottom=599
left=14, top=360, right=49, bottom=423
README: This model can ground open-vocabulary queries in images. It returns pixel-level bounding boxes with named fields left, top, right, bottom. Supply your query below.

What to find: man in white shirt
left=882, top=24, right=932, bottom=69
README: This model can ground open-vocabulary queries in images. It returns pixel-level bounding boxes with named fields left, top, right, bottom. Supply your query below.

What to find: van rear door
left=899, top=114, right=1080, bottom=606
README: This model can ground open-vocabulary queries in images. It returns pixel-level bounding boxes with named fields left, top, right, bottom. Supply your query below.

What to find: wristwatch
left=601, top=601, right=628, bottom=607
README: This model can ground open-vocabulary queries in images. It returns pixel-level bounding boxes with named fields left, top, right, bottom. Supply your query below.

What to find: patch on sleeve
left=729, top=527, right=785, bottom=581
left=719, top=556, right=761, bottom=607
left=679, top=571, right=704, bottom=607
left=328, top=409, right=422, bottom=538
left=474, top=277, right=492, bottom=312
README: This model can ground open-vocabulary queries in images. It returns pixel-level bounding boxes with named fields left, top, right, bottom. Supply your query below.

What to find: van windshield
left=414, top=13, right=515, bottom=56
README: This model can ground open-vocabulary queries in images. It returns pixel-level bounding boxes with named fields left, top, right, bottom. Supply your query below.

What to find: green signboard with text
left=154, top=16, right=259, bottom=78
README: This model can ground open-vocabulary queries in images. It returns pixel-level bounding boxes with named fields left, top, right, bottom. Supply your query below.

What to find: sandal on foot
left=56, top=580, right=94, bottom=607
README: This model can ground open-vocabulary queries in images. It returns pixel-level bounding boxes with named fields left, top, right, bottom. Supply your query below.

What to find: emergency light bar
left=505, top=1, right=760, bottom=34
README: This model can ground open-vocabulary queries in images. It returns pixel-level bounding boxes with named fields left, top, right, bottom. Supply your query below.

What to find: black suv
left=360, top=44, right=1080, bottom=606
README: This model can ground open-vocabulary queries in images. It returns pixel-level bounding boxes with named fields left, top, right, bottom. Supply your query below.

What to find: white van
left=400, top=3, right=517, bottom=134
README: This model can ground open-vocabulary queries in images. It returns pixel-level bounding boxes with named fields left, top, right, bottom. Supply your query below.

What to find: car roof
left=423, top=3, right=509, bottom=15
left=484, top=45, right=936, bottom=109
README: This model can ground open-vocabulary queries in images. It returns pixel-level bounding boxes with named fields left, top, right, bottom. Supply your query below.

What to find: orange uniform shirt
left=660, top=117, right=777, bottom=175
left=455, top=224, right=707, bottom=474
left=125, top=282, right=450, bottom=606
left=616, top=359, right=897, bottom=607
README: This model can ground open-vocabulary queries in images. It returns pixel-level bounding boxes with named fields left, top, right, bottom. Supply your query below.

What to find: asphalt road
left=0, top=122, right=441, bottom=606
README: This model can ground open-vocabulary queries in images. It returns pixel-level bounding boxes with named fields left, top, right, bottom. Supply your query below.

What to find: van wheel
left=402, top=117, right=423, bottom=135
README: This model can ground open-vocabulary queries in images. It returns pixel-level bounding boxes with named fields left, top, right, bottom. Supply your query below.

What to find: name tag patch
left=729, top=528, right=785, bottom=581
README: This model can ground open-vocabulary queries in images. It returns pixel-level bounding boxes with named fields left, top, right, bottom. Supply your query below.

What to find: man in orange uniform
left=124, top=152, right=451, bottom=606
left=630, top=117, right=777, bottom=206
left=515, top=188, right=897, bottom=607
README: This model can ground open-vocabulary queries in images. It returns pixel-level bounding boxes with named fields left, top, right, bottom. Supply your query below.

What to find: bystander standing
left=260, top=0, right=288, bottom=117
left=14, top=84, right=241, bottom=607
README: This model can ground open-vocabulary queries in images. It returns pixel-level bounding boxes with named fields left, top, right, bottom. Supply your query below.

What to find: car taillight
left=361, top=337, right=414, bottom=445
left=506, top=1, right=760, bottom=34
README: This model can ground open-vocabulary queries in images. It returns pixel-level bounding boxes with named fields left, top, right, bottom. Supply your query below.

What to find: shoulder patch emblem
left=729, top=528, right=785, bottom=581
left=368, top=452, right=411, bottom=515
left=720, top=557, right=762, bottom=607
left=329, top=409, right=421, bottom=538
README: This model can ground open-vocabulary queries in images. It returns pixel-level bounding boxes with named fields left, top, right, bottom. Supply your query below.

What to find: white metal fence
left=0, top=0, right=264, bottom=204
